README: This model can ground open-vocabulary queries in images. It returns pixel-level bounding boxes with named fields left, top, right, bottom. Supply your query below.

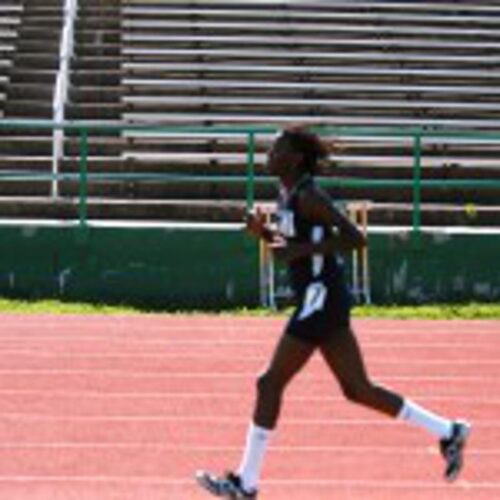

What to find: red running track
left=0, top=314, right=498, bottom=499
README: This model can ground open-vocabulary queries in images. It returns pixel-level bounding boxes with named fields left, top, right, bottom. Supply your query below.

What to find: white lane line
left=0, top=476, right=497, bottom=490
left=0, top=369, right=493, bottom=382
left=0, top=349, right=499, bottom=366
left=0, top=328, right=497, bottom=339
left=0, top=317, right=497, bottom=328
left=265, top=479, right=500, bottom=490
left=0, top=414, right=497, bottom=426
left=0, top=336, right=495, bottom=348
left=0, top=443, right=495, bottom=455
left=0, top=389, right=497, bottom=404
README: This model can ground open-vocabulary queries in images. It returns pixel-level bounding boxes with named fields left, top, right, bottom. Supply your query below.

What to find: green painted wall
left=0, top=225, right=498, bottom=307
left=0, top=225, right=258, bottom=309
left=369, top=232, right=500, bottom=303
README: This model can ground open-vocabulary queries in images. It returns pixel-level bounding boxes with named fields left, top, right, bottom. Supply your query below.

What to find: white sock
left=236, top=422, right=272, bottom=492
left=398, top=399, right=453, bottom=439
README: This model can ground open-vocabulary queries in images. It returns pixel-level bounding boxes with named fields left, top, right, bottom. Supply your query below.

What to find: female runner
left=196, top=126, right=470, bottom=499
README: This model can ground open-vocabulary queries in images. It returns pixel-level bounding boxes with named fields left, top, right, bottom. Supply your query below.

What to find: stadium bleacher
left=60, top=0, right=124, bottom=205
left=0, top=2, right=22, bottom=118
left=0, top=0, right=61, bottom=204
left=0, top=0, right=499, bottom=225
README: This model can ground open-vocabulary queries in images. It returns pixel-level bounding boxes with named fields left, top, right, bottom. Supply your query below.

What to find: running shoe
left=440, top=420, right=471, bottom=482
left=195, top=470, right=258, bottom=499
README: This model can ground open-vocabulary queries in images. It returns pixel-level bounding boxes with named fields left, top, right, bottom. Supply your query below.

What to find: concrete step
left=7, top=83, right=53, bottom=100
left=329, top=185, right=500, bottom=206
left=0, top=181, right=50, bottom=196
left=0, top=197, right=245, bottom=222
left=74, top=57, right=124, bottom=71
left=79, top=5, right=121, bottom=13
left=60, top=157, right=124, bottom=172
left=74, top=44, right=122, bottom=58
left=75, top=18, right=121, bottom=30
left=71, top=70, right=122, bottom=87
left=0, top=18, right=20, bottom=29
left=76, top=31, right=121, bottom=45
left=70, top=86, right=124, bottom=103
left=4, top=100, right=53, bottom=118
left=0, top=157, right=52, bottom=170
left=18, top=11, right=62, bottom=20
left=0, top=137, right=52, bottom=155
left=26, top=176, right=497, bottom=207
left=0, top=157, right=121, bottom=173
left=14, top=40, right=60, bottom=53
left=11, top=54, right=59, bottom=69
left=64, top=137, right=125, bottom=156
left=0, top=197, right=498, bottom=226
left=18, top=6, right=60, bottom=14
left=16, top=18, right=62, bottom=31
left=21, top=0, right=62, bottom=10
left=82, top=0, right=120, bottom=5
left=0, top=125, right=54, bottom=136
left=0, top=43, right=15, bottom=55
left=2, top=162, right=491, bottom=206
left=64, top=121, right=124, bottom=136
left=66, top=103, right=124, bottom=120
left=369, top=203, right=500, bottom=227
left=0, top=75, right=9, bottom=94
left=9, top=69, right=56, bottom=84
left=336, top=166, right=500, bottom=181
left=121, top=142, right=248, bottom=157
left=16, top=27, right=61, bottom=41
left=57, top=179, right=271, bottom=202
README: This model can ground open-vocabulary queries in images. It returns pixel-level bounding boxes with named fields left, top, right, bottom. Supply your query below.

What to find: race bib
left=298, top=281, right=327, bottom=320
left=277, top=209, right=296, bottom=238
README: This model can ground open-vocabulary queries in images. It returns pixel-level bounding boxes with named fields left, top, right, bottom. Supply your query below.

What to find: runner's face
left=266, top=137, right=301, bottom=178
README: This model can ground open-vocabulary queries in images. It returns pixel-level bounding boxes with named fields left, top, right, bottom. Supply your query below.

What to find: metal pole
left=412, top=131, right=423, bottom=234
left=51, top=0, right=78, bottom=198
left=79, top=128, right=88, bottom=230
left=361, top=203, right=371, bottom=304
left=246, top=131, right=256, bottom=212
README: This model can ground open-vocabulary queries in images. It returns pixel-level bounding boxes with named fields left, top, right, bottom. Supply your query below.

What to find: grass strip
left=0, top=297, right=499, bottom=319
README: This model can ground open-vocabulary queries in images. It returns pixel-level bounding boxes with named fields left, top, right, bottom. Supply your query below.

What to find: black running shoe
left=195, top=470, right=258, bottom=499
left=440, top=420, right=471, bottom=482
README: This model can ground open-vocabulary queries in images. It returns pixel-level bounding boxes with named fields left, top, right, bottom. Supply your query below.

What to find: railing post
left=246, top=131, right=256, bottom=212
left=412, top=130, right=423, bottom=234
left=79, top=127, right=89, bottom=231
left=52, top=0, right=78, bottom=199
left=51, top=126, right=62, bottom=198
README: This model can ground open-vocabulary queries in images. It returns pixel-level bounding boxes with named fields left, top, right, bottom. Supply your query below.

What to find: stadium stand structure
left=0, top=2, right=21, bottom=118
left=0, top=0, right=62, bottom=204
left=0, top=0, right=499, bottom=226
left=60, top=0, right=125, bottom=209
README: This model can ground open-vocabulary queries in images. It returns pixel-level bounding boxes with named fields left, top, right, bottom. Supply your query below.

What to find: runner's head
left=267, top=125, right=329, bottom=179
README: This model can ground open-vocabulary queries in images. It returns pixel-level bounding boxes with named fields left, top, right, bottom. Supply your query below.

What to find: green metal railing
left=1, top=119, right=500, bottom=233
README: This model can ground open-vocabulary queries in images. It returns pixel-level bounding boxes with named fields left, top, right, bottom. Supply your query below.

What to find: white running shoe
left=440, top=420, right=471, bottom=482
left=196, top=470, right=258, bottom=499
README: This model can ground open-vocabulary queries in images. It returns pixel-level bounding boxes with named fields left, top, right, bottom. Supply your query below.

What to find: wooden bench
left=122, top=0, right=500, bottom=13
left=123, top=94, right=500, bottom=114
left=122, top=37, right=498, bottom=66
left=123, top=62, right=500, bottom=81
left=121, top=111, right=500, bottom=129
left=121, top=18, right=500, bottom=39
left=122, top=5, right=500, bottom=26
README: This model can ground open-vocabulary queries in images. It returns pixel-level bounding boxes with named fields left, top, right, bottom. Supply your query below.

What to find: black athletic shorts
left=285, top=279, right=352, bottom=346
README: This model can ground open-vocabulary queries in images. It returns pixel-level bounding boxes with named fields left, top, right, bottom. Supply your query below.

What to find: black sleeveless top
left=276, top=175, right=345, bottom=297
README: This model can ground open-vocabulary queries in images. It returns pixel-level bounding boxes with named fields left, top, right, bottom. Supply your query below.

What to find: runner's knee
left=256, top=370, right=285, bottom=398
left=340, top=379, right=374, bottom=405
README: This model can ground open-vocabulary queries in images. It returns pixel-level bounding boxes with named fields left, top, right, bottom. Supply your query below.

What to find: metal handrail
left=1, top=119, right=499, bottom=233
